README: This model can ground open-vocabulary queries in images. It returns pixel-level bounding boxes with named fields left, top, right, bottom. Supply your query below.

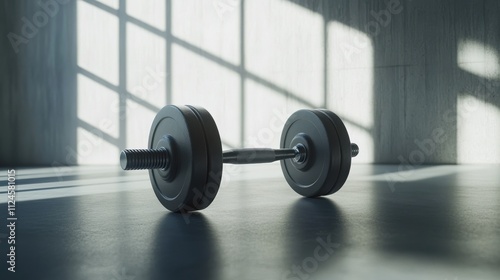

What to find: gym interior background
left=0, top=0, right=499, bottom=279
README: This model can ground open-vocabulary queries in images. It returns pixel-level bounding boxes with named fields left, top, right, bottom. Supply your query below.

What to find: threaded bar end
left=120, top=148, right=169, bottom=170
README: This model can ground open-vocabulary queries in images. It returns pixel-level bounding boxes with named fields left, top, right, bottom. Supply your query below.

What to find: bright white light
left=171, top=44, right=241, bottom=148
left=126, top=22, right=166, bottom=106
left=77, top=0, right=119, bottom=85
left=355, top=165, right=484, bottom=182
left=244, top=79, right=301, bottom=148
left=245, top=0, right=324, bottom=108
left=126, top=99, right=156, bottom=149
left=77, top=74, right=119, bottom=139
left=457, top=95, right=500, bottom=163
left=126, top=0, right=165, bottom=31
left=328, top=21, right=374, bottom=163
left=171, top=0, right=240, bottom=65
left=77, top=73, right=120, bottom=164
left=95, top=0, right=119, bottom=10
left=458, top=40, right=500, bottom=79
left=11, top=175, right=148, bottom=202
left=76, top=127, right=119, bottom=164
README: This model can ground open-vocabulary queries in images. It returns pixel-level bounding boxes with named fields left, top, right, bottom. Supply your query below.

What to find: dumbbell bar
left=120, top=105, right=359, bottom=212
left=123, top=144, right=358, bottom=169
left=122, top=144, right=359, bottom=168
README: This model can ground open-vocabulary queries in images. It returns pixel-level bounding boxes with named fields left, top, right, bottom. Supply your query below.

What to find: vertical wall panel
left=1, top=0, right=77, bottom=167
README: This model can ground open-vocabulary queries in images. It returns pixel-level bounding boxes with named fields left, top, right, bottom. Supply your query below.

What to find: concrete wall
left=1, top=0, right=499, bottom=166
left=0, top=0, right=19, bottom=166
left=0, top=0, right=77, bottom=167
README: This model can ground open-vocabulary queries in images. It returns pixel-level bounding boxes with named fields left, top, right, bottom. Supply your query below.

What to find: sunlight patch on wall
left=457, top=95, right=500, bottom=163
left=126, top=0, right=165, bottom=31
left=245, top=0, right=324, bottom=108
left=76, top=127, right=119, bottom=165
left=125, top=23, right=166, bottom=148
left=95, top=0, right=119, bottom=10
left=126, top=99, right=157, bottom=149
left=328, top=21, right=374, bottom=163
left=171, top=44, right=241, bottom=148
left=77, top=74, right=120, bottom=164
left=244, top=79, right=302, bottom=149
left=458, top=39, right=500, bottom=80
left=77, top=0, right=119, bottom=85
left=126, top=22, right=166, bottom=106
left=77, top=0, right=121, bottom=164
left=171, top=0, right=240, bottom=65
left=77, top=74, right=120, bottom=140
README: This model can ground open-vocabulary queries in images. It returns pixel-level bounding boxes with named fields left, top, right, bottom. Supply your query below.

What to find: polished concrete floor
left=0, top=164, right=499, bottom=280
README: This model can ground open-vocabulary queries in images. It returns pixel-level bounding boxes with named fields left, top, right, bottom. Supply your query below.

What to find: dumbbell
left=120, top=105, right=359, bottom=212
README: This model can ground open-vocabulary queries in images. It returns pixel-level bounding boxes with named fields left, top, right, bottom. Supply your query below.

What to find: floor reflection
left=370, top=173, right=461, bottom=260
left=283, top=198, right=345, bottom=277
left=149, top=213, right=220, bottom=280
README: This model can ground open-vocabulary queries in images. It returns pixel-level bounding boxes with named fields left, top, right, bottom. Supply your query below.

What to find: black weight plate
left=280, top=109, right=342, bottom=197
left=186, top=105, right=223, bottom=210
left=148, top=105, right=208, bottom=212
left=318, top=110, right=352, bottom=195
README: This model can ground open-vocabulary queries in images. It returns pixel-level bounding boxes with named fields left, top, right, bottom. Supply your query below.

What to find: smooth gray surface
left=0, top=164, right=499, bottom=279
left=0, top=0, right=77, bottom=166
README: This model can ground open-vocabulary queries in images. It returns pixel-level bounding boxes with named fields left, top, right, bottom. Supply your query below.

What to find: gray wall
left=1, top=0, right=499, bottom=166
left=289, top=0, right=500, bottom=163
left=0, top=1, right=19, bottom=166
left=1, top=0, right=77, bottom=167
